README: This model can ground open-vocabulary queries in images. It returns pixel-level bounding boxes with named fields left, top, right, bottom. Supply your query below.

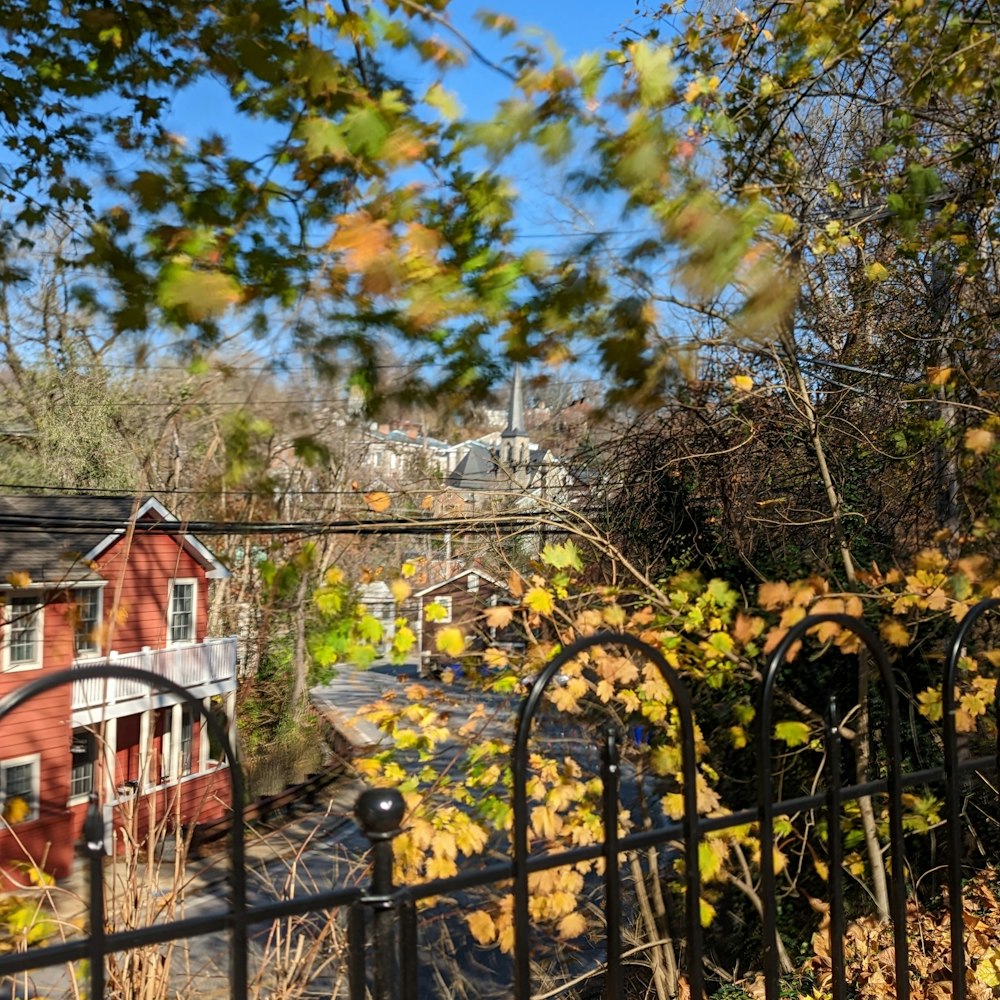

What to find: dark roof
left=0, top=495, right=227, bottom=586
left=446, top=441, right=496, bottom=490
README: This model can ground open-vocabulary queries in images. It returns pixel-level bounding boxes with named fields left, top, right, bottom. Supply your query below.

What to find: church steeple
left=499, top=364, right=530, bottom=477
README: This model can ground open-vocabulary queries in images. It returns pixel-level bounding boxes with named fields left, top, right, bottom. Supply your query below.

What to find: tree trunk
left=777, top=261, right=891, bottom=921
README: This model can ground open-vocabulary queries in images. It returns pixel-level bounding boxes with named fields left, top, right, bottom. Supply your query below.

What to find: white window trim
left=167, top=578, right=198, bottom=646
left=68, top=729, right=98, bottom=806
left=2, top=595, right=44, bottom=673
left=72, top=585, right=104, bottom=660
left=434, top=595, right=453, bottom=624
left=1, top=753, right=41, bottom=825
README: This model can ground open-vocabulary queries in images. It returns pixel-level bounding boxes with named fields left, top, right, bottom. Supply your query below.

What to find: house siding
left=95, top=533, right=209, bottom=654
left=417, top=572, right=509, bottom=663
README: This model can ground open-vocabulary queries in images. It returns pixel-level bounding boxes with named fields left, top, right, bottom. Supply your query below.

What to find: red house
left=0, top=495, right=238, bottom=881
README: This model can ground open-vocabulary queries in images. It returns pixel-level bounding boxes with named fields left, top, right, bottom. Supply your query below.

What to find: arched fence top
left=0, top=662, right=249, bottom=998
left=509, top=629, right=705, bottom=1000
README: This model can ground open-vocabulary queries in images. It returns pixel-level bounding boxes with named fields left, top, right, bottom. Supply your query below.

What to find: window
left=1, top=756, right=39, bottom=824
left=4, top=597, right=42, bottom=670
left=73, top=588, right=102, bottom=656
left=169, top=581, right=196, bottom=644
left=467, top=573, right=479, bottom=593
left=161, top=709, right=195, bottom=780
left=433, top=596, right=453, bottom=623
left=70, top=729, right=97, bottom=799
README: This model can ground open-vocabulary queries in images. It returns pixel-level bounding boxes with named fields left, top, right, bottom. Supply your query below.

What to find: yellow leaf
left=880, top=618, right=910, bottom=647
left=390, top=579, right=411, bottom=603
left=700, top=897, right=716, bottom=926
left=401, top=561, right=417, bottom=578
left=425, top=601, right=449, bottom=622
left=425, top=855, right=458, bottom=879
left=603, top=604, right=626, bottom=626
left=557, top=911, right=587, bottom=939
left=976, top=948, right=1000, bottom=988
left=466, top=910, right=497, bottom=945
left=364, top=491, right=391, bottom=513
left=5, top=570, right=31, bottom=588
left=729, top=374, right=753, bottom=392
left=927, top=365, right=954, bottom=386
left=774, top=720, right=811, bottom=747
left=917, top=687, right=942, bottom=722
left=865, top=261, right=889, bottom=281
left=770, top=212, right=797, bottom=236
left=531, top=804, right=562, bottom=841
left=435, top=627, right=465, bottom=658
left=483, top=647, right=509, bottom=669
left=964, top=427, right=996, bottom=455
left=324, top=567, right=345, bottom=586
left=698, top=839, right=726, bottom=880
left=158, top=265, right=241, bottom=320
left=524, top=586, right=555, bottom=616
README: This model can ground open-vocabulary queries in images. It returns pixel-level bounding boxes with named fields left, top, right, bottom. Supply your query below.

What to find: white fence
left=71, top=636, right=238, bottom=710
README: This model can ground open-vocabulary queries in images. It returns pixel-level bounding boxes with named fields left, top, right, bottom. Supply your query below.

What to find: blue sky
left=167, top=2, right=633, bottom=161
left=158, top=2, right=651, bottom=378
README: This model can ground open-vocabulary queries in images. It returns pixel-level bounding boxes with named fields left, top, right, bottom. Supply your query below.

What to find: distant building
left=446, top=366, right=569, bottom=499
left=399, top=565, right=513, bottom=673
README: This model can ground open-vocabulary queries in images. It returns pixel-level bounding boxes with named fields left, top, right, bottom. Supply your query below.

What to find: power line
left=0, top=511, right=580, bottom=538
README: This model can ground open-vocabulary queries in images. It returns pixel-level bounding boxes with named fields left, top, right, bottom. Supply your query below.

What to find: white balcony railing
left=71, top=636, right=238, bottom=711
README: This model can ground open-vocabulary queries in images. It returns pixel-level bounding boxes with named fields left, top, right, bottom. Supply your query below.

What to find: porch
left=71, top=636, right=238, bottom=725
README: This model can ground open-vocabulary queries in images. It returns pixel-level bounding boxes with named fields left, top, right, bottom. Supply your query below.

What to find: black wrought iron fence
left=0, top=598, right=996, bottom=1000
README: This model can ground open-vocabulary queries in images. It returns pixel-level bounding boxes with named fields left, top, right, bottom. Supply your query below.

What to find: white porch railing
left=71, top=636, right=238, bottom=711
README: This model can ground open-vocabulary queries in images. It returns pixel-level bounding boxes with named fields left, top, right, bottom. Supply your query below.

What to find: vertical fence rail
left=823, top=695, right=846, bottom=1000
left=943, top=596, right=1000, bottom=1000
left=601, top=724, right=624, bottom=999
left=353, top=787, right=407, bottom=1000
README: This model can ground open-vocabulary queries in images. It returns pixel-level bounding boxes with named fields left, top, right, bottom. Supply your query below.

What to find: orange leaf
left=484, top=605, right=514, bottom=629
left=758, top=581, right=792, bottom=610
left=364, top=491, right=391, bottom=513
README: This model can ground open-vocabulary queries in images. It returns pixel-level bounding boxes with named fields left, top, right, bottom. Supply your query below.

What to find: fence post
left=83, top=794, right=106, bottom=1000
left=354, top=788, right=407, bottom=1000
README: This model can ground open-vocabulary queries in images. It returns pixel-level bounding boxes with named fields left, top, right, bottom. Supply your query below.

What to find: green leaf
left=631, top=41, right=678, bottom=105
left=299, top=117, right=349, bottom=160
left=774, top=720, right=811, bottom=747
left=158, top=264, right=240, bottom=321
left=540, top=540, right=584, bottom=571
left=424, top=82, right=463, bottom=122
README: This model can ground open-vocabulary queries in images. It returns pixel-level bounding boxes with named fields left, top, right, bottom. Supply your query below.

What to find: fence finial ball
left=356, top=787, right=406, bottom=837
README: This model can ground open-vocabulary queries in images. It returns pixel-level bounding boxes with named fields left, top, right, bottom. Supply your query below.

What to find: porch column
left=199, top=698, right=211, bottom=773
left=224, top=689, right=237, bottom=764
left=101, top=718, right=117, bottom=852
left=138, top=710, right=152, bottom=791
left=169, top=703, right=183, bottom=781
